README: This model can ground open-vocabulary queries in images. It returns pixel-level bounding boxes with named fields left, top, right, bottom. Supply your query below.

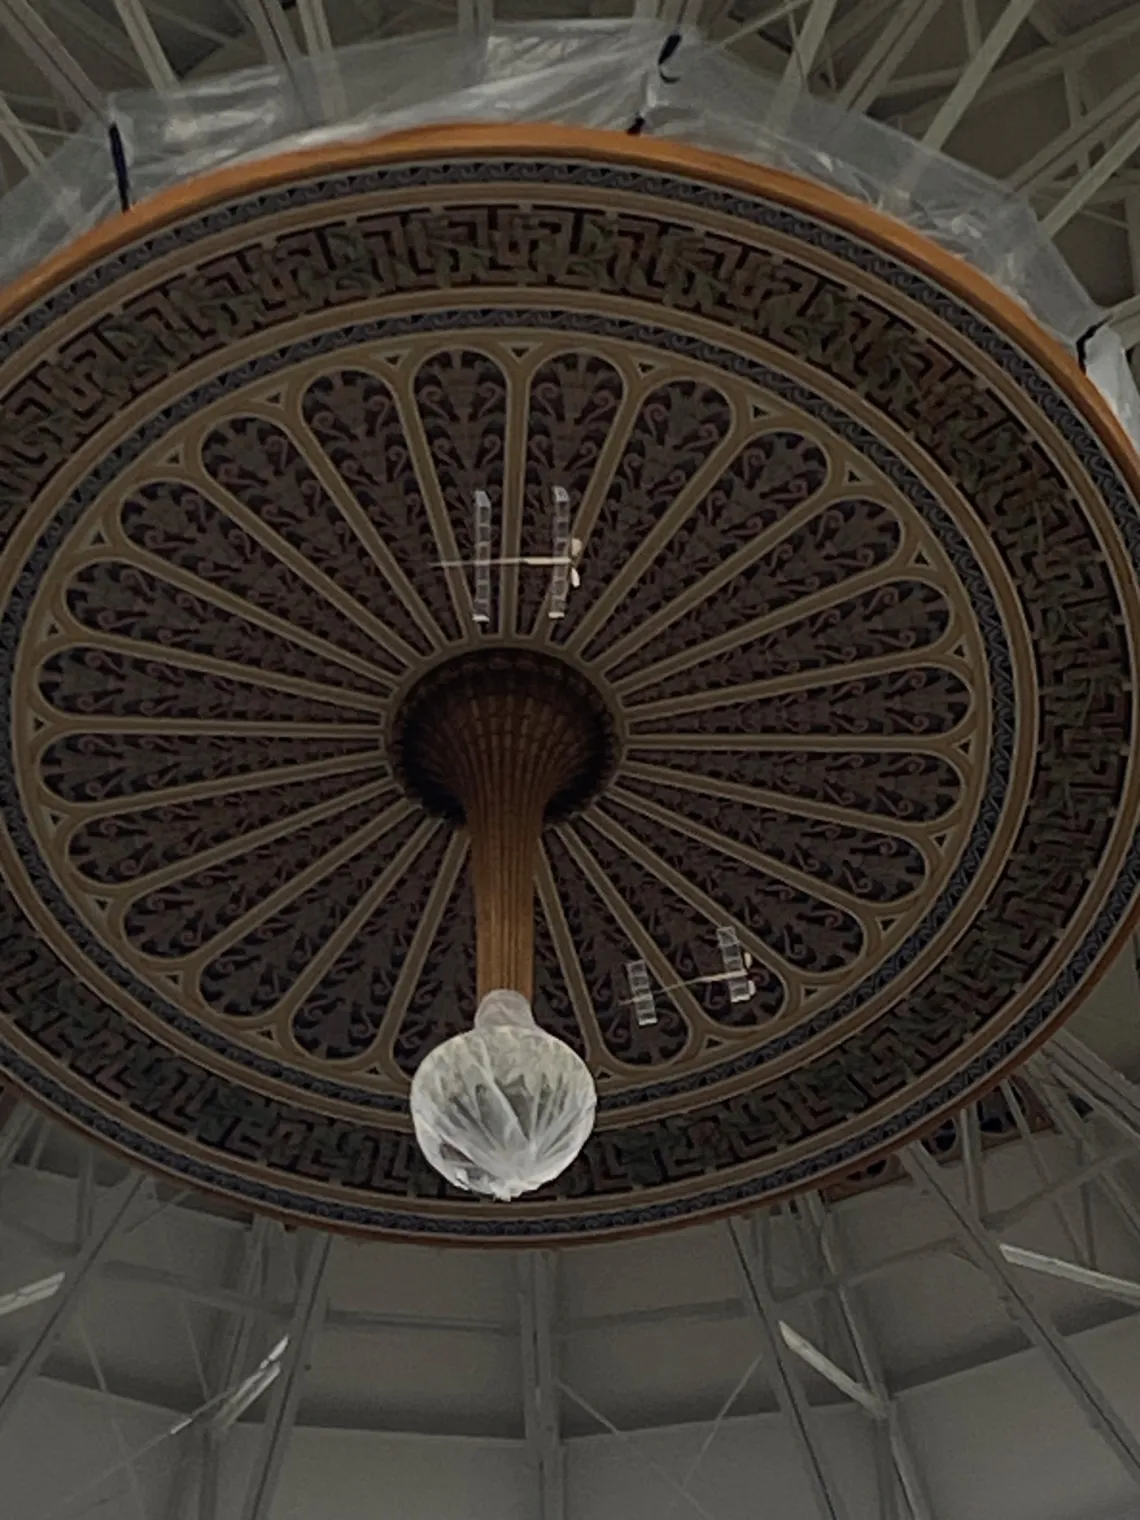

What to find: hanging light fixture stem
left=387, top=651, right=620, bottom=1001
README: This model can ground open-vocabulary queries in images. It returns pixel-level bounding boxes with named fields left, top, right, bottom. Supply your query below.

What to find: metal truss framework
left=901, top=1141, right=1140, bottom=1488
left=0, top=1037, right=1139, bottom=1520
left=0, top=0, right=1139, bottom=354
left=730, top=1215, right=850, bottom=1520
left=0, top=1169, right=148, bottom=1440
left=238, top=1230, right=331, bottom=1520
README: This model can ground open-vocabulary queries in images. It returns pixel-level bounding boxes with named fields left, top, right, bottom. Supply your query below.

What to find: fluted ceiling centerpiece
left=0, top=124, right=1139, bottom=1242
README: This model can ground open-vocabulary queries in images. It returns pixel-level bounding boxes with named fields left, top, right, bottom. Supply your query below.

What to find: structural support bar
left=901, top=8, right=1140, bottom=132
left=197, top=1216, right=275, bottom=1520
left=0, top=95, right=43, bottom=170
left=922, top=0, right=1040, bottom=150
left=0, top=0, right=105, bottom=117
left=729, top=1218, right=850, bottom=1520
left=803, top=1194, right=936, bottom=1520
left=779, top=1320, right=882, bottom=1416
left=771, top=0, right=839, bottom=123
left=902, top=1142, right=1140, bottom=1489
left=239, top=1231, right=332, bottom=1520
left=1043, top=114, right=1140, bottom=236
left=238, top=0, right=300, bottom=63
left=1040, top=1035, right=1140, bottom=1139
left=0, top=1170, right=147, bottom=1438
left=111, top=0, right=177, bottom=88
left=519, top=1252, right=564, bottom=1520
left=838, top=0, right=941, bottom=112
left=999, top=1244, right=1140, bottom=1308
left=1012, top=75, right=1140, bottom=192
left=0, top=1101, right=37, bottom=1174
left=1027, top=1064, right=1140, bottom=1260
left=457, top=0, right=494, bottom=36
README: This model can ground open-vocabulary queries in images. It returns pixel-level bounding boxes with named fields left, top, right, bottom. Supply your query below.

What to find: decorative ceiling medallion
left=0, top=125, right=1138, bottom=1242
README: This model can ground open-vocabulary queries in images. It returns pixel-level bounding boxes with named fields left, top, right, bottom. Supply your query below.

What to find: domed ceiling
left=1, top=124, right=1139, bottom=1241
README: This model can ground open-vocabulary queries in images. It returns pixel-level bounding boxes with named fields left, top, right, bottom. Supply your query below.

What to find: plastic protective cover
left=1, top=20, right=1137, bottom=448
left=409, top=989, right=597, bottom=1202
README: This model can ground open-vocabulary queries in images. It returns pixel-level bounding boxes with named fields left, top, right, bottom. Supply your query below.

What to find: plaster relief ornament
left=2, top=118, right=1140, bottom=1241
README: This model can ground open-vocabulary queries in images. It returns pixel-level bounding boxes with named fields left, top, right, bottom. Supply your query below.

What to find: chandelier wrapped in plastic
left=410, top=989, right=596, bottom=1201
left=392, top=651, right=615, bottom=1200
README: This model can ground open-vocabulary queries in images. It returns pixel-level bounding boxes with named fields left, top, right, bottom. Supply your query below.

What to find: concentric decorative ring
left=0, top=124, right=1138, bottom=1241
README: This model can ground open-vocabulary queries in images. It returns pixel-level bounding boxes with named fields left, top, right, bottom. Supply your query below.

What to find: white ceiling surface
left=2, top=2, right=1140, bottom=1519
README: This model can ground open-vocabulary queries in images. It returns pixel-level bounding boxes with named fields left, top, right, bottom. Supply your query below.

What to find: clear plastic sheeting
left=409, top=989, right=597, bottom=1203
left=1, top=18, right=1138, bottom=448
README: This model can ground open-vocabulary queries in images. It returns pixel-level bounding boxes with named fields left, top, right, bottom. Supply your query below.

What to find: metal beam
left=456, top=0, right=493, bottom=36
left=729, top=1218, right=850, bottom=1520
left=237, top=0, right=300, bottom=63
left=1027, top=1061, right=1140, bottom=1261
left=999, top=1244, right=1140, bottom=1309
left=1023, top=0, right=1063, bottom=44
left=296, top=0, right=333, bottom=54
left=74, top=1147, right=95, bottom=1247
left=824, top=0, right=896, bottom=61
left=0, top=97, right=43, bottom=171
left=711, top=0, right=806, bottom=57
left=147, top=2, right=241, bottom=50
left=921, top=0, right=1041, bottom=151
left=111, top=0, right=177, bottom=89
left=961, top=0, right=981, bottom=54
left=158, top=1221, right=275, bottom=1520
left=837, top=0, right=943, bottom=113
left=295, top=0, right=345, bottom=122
left=41, top=0, right=148, bottom=77
left=771, top=0, right=839, bottom=124
left=239, top=1231, right=331, bottom=1520
left=902, top=1143, right=1140, bottom=1489
left=992, top=1139, right=1140, bottom=1233
left=0, top=1274, right=63, bottom=1319
left=1041, top=1035, right=1140, bottom=1140
left=0, top=0, right=105, bottom=117
left=36, top=1335, right=306, bottom=1520
left=803, top=1195, right=937, bottom=1520
left=0, top=1171, right=147, bottom=1438
left=0, top=1188, right=514, bottom=1336
left=197, top=1214, right=275, bottom=1520
left=1012, top=76, right=1140, bottom=193
left=1000, top=1081, right=1088, bottom=1265
left=779, top=1320, right=882, bottom=1416
left=518, top=1252, right=564, bottom=1520
left=0, top=1172, right=1080, bottom=1334
left=0, top=1102, right=38, bottom=1174
left=960, top=1102, right=986, bottom=1221
left=901, top=9, right=1140, bottom=134
left=1042, top=114, right=1140, bottom=236
left=876, top=63, right=965, bottom=100
left=75, top=1311, right=150, bottom=1520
